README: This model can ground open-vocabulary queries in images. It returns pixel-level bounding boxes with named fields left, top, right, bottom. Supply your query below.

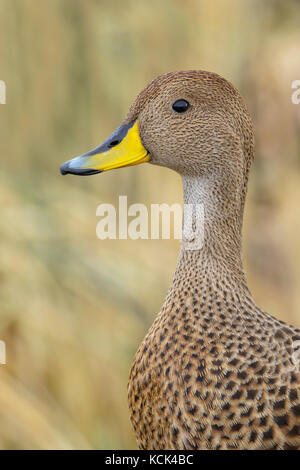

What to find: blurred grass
left=0, top=0, right=300, bottom=449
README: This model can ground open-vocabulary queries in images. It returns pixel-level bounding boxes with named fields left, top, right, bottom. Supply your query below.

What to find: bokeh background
left=0, top=0, right=300, bottom=450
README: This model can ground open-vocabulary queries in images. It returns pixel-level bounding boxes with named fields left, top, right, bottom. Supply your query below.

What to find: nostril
left=109, top=140, right=120, bottom=147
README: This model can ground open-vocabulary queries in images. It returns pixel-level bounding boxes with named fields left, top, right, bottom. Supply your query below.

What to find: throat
left=180, top=174, right=247, bottom=285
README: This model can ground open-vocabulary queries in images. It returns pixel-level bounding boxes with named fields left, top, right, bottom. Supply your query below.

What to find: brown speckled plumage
left=125, top=71, right=300, bottom=450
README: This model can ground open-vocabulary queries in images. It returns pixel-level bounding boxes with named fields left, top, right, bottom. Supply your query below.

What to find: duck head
left=61, top=70, right=254, bottom=205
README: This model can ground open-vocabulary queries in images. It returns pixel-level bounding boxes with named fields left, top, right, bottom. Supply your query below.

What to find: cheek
left=139, top=112, right=177, bottom=162
left=139, top=111, right=192, bottom=164
left=138, top=107, right=219, bottom=174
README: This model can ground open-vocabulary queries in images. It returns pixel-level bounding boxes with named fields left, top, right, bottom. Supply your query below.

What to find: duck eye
left=172, top=99, right=190, bottom=113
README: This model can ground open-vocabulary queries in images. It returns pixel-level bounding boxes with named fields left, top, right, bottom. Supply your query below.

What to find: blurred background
left=0, top=0, right=300, bottom=450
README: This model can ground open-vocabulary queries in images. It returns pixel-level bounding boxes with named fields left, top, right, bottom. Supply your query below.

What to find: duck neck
left=179, top=173, right=248, bottom=288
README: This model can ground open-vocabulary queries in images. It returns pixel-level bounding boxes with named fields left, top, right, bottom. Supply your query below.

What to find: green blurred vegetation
left=0, top=0, right=300, bottom=449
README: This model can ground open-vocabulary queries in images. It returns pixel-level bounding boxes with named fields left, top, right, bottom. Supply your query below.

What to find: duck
left=60, top=70, right=300, bottom=450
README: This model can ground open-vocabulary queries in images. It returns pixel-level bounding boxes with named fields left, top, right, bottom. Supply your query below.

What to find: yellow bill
left=60, top=120, right=149, bottom=176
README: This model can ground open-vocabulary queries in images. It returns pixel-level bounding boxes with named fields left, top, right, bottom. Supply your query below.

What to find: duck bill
left=60, top=120, right=149, bottom=176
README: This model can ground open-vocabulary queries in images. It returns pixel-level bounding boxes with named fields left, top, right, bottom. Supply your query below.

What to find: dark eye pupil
left=172, top=99, right=189, bottom=113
